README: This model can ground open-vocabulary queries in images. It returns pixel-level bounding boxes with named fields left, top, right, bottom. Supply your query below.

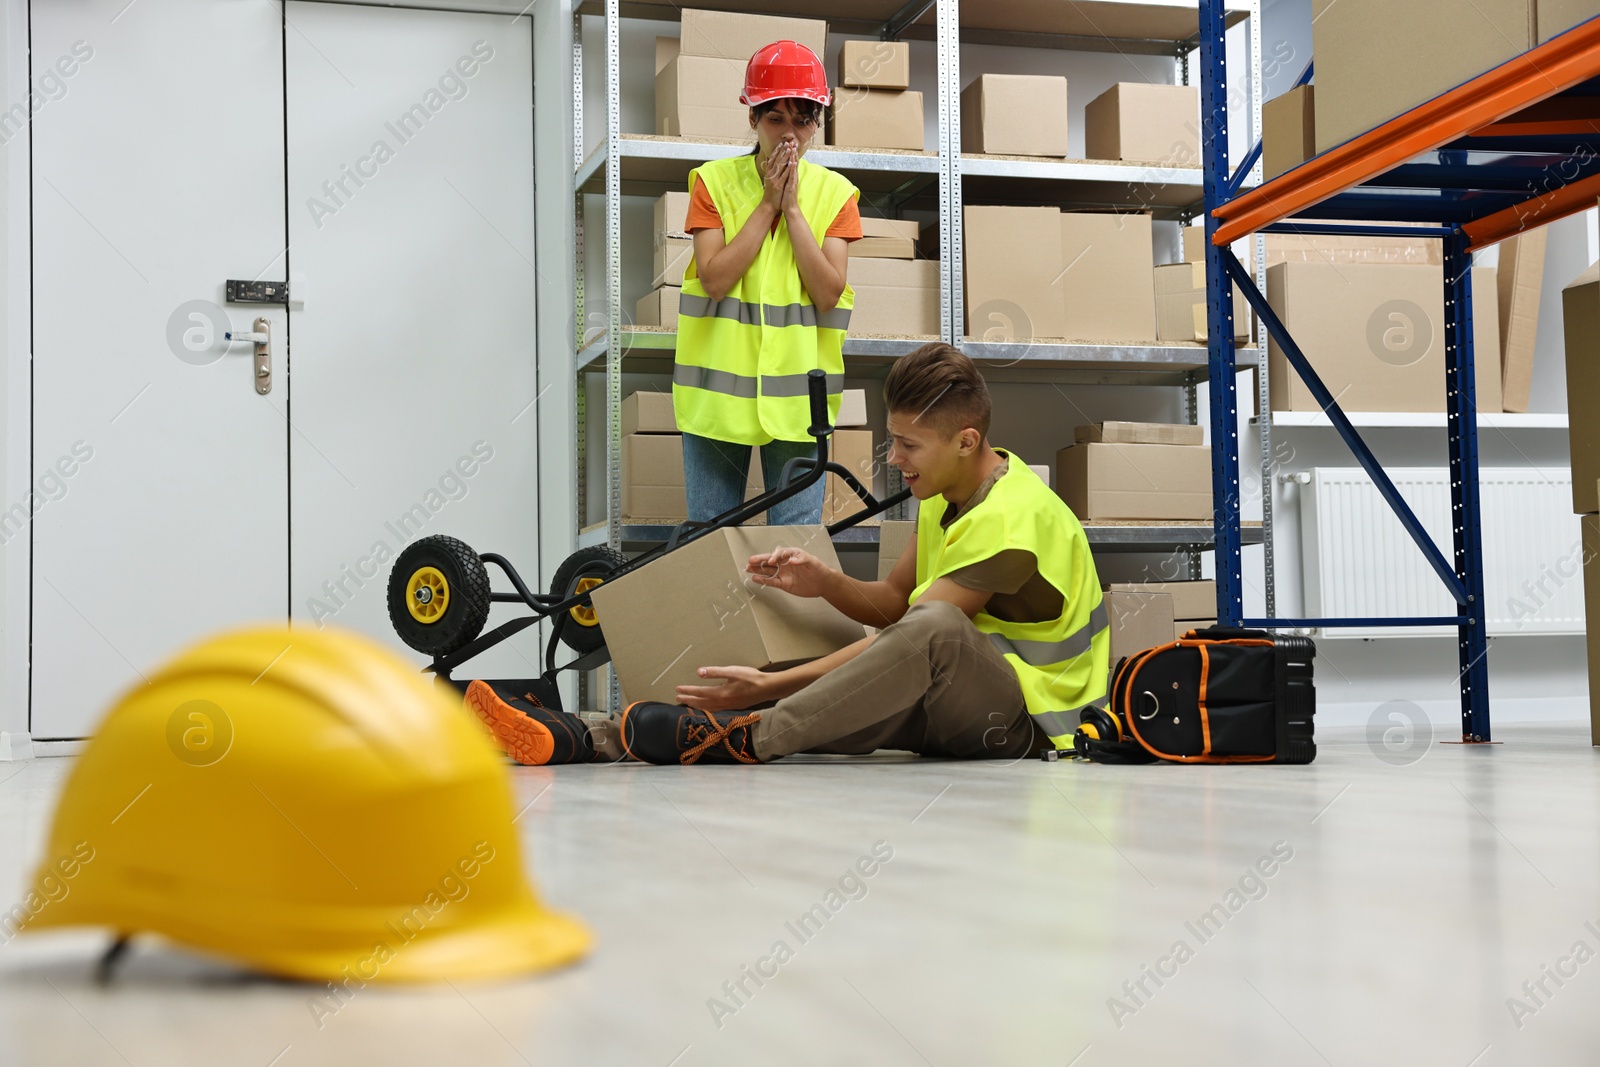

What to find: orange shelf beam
left=1211, top=18, right=1600, bottom=247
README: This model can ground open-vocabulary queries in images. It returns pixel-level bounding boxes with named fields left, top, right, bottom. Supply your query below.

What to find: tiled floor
left=0, top=722, right=1596, bottom=1066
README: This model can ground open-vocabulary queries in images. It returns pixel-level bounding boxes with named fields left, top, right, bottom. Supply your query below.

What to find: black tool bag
left=1077, top=627, right=1316, bottom=765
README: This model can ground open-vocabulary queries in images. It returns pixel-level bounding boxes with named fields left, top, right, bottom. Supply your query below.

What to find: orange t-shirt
left=685, top=176, right=863, bottom=239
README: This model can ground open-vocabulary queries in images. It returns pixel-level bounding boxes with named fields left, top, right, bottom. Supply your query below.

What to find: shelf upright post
left=603, top=0, right=623, bottom=712
left=1443, top=229, right=1492, bottom=741
left=1248, top=0, right=1273, bottom=618
left=936, top=0, right=963, bottom=347
left=1199, top=0, right=1244, bottom=625
left=572, top=9, right=590, bottom=714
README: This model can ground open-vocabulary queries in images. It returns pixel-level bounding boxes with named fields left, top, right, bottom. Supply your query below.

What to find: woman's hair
left=883, top=343, right=992, bottom=441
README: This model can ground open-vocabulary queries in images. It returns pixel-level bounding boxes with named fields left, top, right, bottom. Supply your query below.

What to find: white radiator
left=1300, top=467, right=1585, bottom=638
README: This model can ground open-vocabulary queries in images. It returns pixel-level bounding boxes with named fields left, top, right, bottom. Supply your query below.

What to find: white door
left=30, top=1, right=290, bottom=739
left=284, top=4, right=541, bottom=677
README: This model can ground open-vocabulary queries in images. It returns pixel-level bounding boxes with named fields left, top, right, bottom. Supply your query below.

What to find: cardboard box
left=678, top=9, right=827, bottom=62
left=830, top=87, right=924, bottom=151
left=1076, top=421, right=1204, bottom=447
left=1265, top=233, right=1442, bottom=266
left=621, top=390, right=677, bottom=436
left=877, top=519, right=917, bottom=581
left=621, top=433, right=686, bottom=523
left=1028, top=464, right=1051, bottom=484
left=1498, top=228, right=1548, bottom=413
left=1263, top=84, right=1315, bottom=180
left=1312, top=0, right=1533, bottom=153
left=656, top=54, right=749, bottom=140
left=1265, top=262, right=1503, bottom=414
left=590, top=525, right=867, bottom=705
left=965, top=206, right=1067, bottom=339
left=1152, top=261, right=1252, bottom=343
left=961, top=74, right=1068, bottom=157
left=655, top=36, right=679, bottom=76
left=1561, top=261, right=1600, bottom=513
left=862, top=217, right=919, bottom=241
left=635, top=286, right=681, bottom=327
left=839, top=40, right=910, bottom=90
left=1182, top=227, right=1207, bottom=263
left=836, top=388, right=868, bottom=428
left=654, top=236, right=693, bottom=289
left=1583, top=512, right=1600, bottom=744
left=1540, top=0, right=1600, bottom=41
left=850, top=256, right=941, bottom=336
left=1109, top=580, right=1217, bottom=621
left=852, top=217, right=919, bottom=258
left=824, top=428, right=878, bottom=524
left=1103, top=590, right=1176, bottom=665
left=654, top=191, right=691, bottom=240
left=1083, top=83, right=1200, bottom=166
left=1056, top=443, right=1214, bottom=521
left=1058, top=212, right=1156, bottom=342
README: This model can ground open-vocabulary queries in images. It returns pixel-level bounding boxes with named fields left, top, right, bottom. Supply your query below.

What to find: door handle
left=225, top=318, right=271, bottom=395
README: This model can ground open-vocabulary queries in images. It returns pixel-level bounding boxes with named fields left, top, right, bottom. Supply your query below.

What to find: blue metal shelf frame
left=1198, top=0, right=1501, bottom=741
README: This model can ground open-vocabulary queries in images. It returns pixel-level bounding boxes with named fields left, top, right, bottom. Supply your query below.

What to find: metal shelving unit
left=1198, top=5, right=1600, bottom=742
left=571, top=0, right=1264, bottom=705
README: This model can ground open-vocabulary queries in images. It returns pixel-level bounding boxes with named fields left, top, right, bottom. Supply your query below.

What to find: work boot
left=620, top=702, right=764, bottom=765
left=464, top=680, right=595, bottom=766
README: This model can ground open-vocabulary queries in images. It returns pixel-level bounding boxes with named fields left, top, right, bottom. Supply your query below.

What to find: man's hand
left=747, top=546, right=834, bottom=599
left=676, top=665, right=776, bottom=713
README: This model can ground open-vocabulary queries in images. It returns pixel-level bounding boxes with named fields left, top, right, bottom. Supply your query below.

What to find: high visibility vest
left=909, top=452, right=1110, bottom=749
left=674, top=155, right=857, bottom=445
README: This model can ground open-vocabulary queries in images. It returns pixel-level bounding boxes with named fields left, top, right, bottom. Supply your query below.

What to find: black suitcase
left=1077, top=626, right=1316, bottom=764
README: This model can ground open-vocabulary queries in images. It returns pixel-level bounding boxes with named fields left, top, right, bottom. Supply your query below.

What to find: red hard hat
left=741, top=40, right=831, bottom=108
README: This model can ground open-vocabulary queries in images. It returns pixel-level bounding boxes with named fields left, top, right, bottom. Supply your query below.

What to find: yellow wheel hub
left=406, top=567, right=450, bottom=624
left=569, top=576, right=603, bottom=627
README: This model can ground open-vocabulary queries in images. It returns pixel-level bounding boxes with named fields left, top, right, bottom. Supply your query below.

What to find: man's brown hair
left=882, top=342, right=991, bottom=441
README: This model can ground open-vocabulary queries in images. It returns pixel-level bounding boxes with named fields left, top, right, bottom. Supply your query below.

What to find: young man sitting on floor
left=615, top=341, right=1111, bottom=764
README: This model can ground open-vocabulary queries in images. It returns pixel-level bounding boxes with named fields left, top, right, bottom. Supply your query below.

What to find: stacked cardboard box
left=1056, top=423, right=1212, bottom=521
left=848, top=256, right=940, bottom=336
left=1265, top=263, right=1503, bottom=413
left=621, top=390, right=761, bottom=524
left=644, top=191, right=693, bottom=301
left=590, top=525, right=868, bottom=705
left=1262, top=85, right=1315, bottom=180
left=1498, top=229, right=1547, bottom=413
left=964, top=206, right=1156, bottom=342
left=877, top=518, right=917, bottom=581
left=831, top=41, right=921, bottom=151
left=657, top=10, right=828, bottom=141
left=961, top=75, right=1068, bottom=156
left=1083, top=83, right=1200, bottom=166
left=851, top=216, right=918, bottom=260
left=1103, top=580, right=1218, bottom=663
left=1153, top=262, right=1252, bottom=344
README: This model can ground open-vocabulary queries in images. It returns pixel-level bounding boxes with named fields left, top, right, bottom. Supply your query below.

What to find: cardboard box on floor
left=1056, top=443, right=1214, bottom=521
left=1083, top=83, right=1200, bottom=166
left=1562, top=261, right=1600, bottom=513
left=677, top=9, right=827, bottom=62
left=839, top=40, right=910, bottom=90
left=961, top=75, right=1068, bottom=157
left=1312, top=0, right=1533, bottom=154
left=1153, top=261, right=1252, bottom=343
left=590, top=525, right=867, bottom=705
left=1262, top=84, right=1315, bottom=180
left=622, top=391, right=677, bottom=436
left=850, top=257, right=940, bottom=335
left=621, top=433, right=687, bottom=524
left=1266, top=262, right=1503, bottom=414
left=965, top=205, right=1067, bottom=339
left=656, top=54, right=749, bottom=140
left=1108, top=580, right=1217, bottom=621
left=1103, top=590, right=1176, bottom=665
left=1059, top=213, right=1157, bottom=342
left=635, top=286, right=681, bottom=327
left=1583, top=509, right=1600, bottom=744
left=830, top=87, right=924, bottom=151
left=1076, top=421, right=1203, bottom=447
left=1498, top=227, right=1548, bottom=413
left=877, top=519, right=917, bottom=581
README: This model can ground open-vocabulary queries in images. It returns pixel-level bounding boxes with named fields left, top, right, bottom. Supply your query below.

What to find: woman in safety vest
left=674, top=40, right=861, bottom=526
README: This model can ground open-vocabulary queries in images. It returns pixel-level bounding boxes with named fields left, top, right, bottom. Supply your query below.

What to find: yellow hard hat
left=18, top=625, right=590, bottom=983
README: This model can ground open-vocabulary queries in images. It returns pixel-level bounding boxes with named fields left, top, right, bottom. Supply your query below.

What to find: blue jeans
left=683, top=432, right=825, bottom=526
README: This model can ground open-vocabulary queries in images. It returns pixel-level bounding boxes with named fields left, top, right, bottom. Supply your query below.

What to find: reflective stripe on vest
left=1030, top=700, right=1107, bottom=741
left=762, top=372, right=845, bottom=397
left=986, top=602, right=1109, bottom=667
left=680, top=295, right=854, bottom=332
left=674, top=365, right=844, bottom=400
